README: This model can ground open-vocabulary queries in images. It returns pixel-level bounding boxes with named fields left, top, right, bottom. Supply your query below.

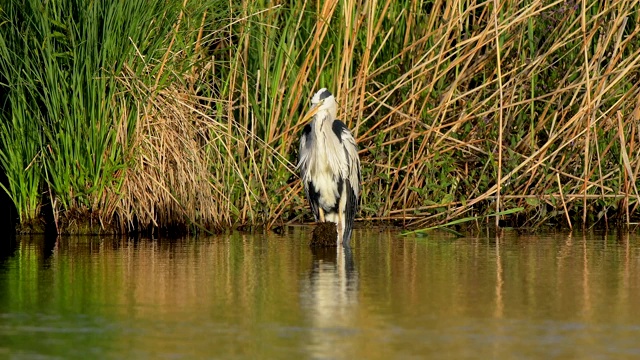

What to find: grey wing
left=299, top=124, right=321, bottom=222
left=298, top=124, right=311, bottom=172
left=336, top=120, right=360, bottom=241
left=304, top=180, right=321, bottom=222
left=343, top=179, right=358, bottom=242
left=337, top=121, right=360, bottom=198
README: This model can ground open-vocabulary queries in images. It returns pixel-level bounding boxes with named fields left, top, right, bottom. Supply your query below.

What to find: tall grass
left=0, top=0, right=238, bottom=232
left=225, top=0, right=640, bottom=229
left=1, top=0, right=640, bottom=233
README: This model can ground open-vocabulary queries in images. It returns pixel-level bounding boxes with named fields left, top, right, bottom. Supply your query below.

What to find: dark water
left=1, top=228, right=639, bottom=359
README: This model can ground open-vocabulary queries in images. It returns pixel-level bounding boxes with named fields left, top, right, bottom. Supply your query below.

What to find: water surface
left=1, top=228, right=639, bottom=359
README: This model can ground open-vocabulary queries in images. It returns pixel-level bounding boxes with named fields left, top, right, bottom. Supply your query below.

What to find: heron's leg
left=319, top=207, right=325, bottom=222
left=337, top=207, right=344, bottom=244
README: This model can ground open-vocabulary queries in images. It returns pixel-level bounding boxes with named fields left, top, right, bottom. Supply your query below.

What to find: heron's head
left=310, top=88, right=338, bottom=120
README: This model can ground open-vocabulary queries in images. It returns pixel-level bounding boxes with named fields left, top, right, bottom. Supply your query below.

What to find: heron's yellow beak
left=302, top=102, right=322, bottom=123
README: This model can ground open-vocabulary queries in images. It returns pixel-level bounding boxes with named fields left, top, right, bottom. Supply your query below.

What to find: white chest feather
left=312, top=168, right=339, bottom=208
left=307, top=118, right=346, bottom=207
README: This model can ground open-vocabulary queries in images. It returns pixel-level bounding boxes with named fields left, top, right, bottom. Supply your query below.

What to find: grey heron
left=298, top=88, right=361, bottom=245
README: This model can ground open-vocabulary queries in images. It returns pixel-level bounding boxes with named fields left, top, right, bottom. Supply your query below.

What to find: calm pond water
left=1, top=227, right=639, bottom=359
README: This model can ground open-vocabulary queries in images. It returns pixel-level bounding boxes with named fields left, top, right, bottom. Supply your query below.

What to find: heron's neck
left=313, top=111, right=331, bottom=134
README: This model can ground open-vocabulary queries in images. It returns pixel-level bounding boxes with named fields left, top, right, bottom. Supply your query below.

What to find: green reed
left=0, top=0, right=230, bottom=232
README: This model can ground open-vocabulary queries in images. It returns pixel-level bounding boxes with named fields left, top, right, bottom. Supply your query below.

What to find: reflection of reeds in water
left=494, top=235, right=504, bottom=319
left=39, top=235, right=308, bottom=323
left=366, top=232, right=640, bottom=325
left=2, top=230, right=640, bottom=357
left=8, top=232, right=640, bottom=324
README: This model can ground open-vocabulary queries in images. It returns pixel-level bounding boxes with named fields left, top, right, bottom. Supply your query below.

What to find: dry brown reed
left=106, top=71, right=224, bottom=231
left=222, top=0, right=640, bottom=229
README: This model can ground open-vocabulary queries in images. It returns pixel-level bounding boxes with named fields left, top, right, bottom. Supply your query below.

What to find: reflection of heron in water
left=301, top=244, right=358, bottom=357
left=310, top=245, right=357, bottom=279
